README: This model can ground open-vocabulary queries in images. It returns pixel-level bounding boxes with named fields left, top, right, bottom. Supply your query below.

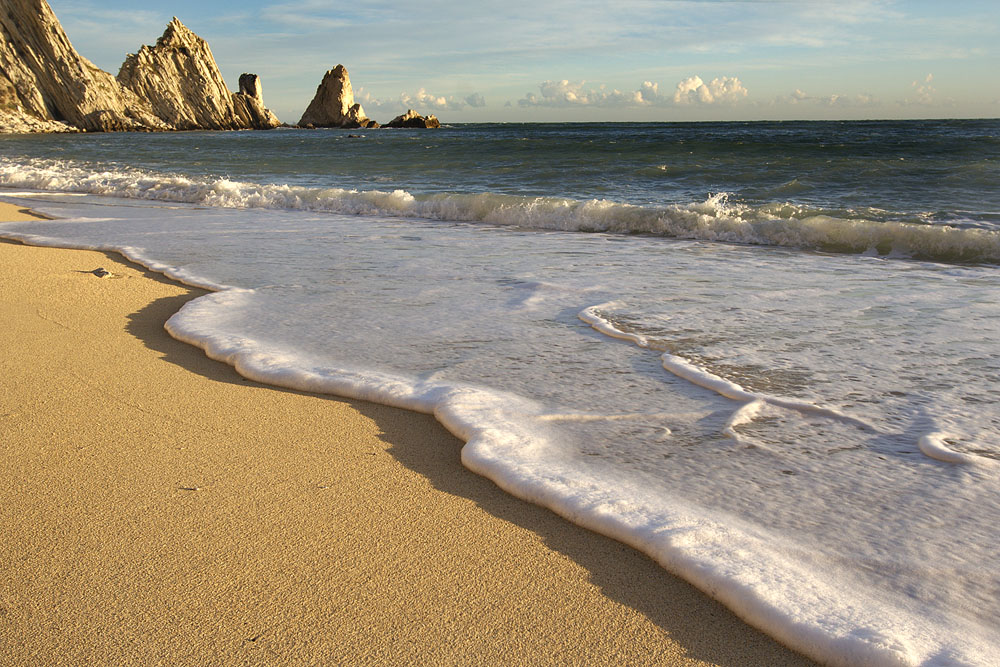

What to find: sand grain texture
left=0, top=200, right=815, bottom=666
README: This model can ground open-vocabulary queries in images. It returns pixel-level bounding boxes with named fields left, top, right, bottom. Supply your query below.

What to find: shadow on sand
left=114, top=249, right=814, bottom=667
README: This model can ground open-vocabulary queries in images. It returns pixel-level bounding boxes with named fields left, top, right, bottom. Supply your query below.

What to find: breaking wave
left=3, top=157, right=1000, bottom=263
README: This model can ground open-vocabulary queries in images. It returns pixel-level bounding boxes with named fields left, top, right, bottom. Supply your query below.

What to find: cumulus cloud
left=517, top=76, right=746, bottom=108
left=518, top=80, right=610, bottom=107
left=777, top=89, right=877, bottom=107
left=826, top=93, right=876, bottom=107
left=907, top=73, right=935, bottom=105
left=517, top=79, right=660, bottom=107
left=465, top=93, right=487, bottom=108
left=899, top=73, right=955, bottom=108
left=403, top=88, right=450, bottom=110
left=356, top=87, right=486, bottom=113
left=673, top=76, right=748, bottom=105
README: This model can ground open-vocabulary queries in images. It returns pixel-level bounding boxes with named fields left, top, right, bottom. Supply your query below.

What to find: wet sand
left=0, top=200, right=814, bottom=665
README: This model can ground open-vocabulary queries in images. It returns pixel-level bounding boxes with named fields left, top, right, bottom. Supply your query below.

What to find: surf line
left=580, top=301, right=881, bottom=450
left=580, top=302, right=1000, bottom=467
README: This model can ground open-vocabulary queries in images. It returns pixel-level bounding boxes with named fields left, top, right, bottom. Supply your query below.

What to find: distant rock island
left=297, top=65, right=439, bottom=130
left=384, top=109, right=441, bottom=129
left=0, top=0, right=440, bottom=133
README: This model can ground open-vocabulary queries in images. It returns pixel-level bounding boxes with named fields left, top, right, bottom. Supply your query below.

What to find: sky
left=47, top=0, right=1000, bottom=124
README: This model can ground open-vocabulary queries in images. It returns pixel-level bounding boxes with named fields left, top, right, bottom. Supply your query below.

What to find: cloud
left=825, top=93, right=877, bottom=107
left=907, top=73, right=935, bottom=105
left=464, top=93, right=487, bottom=108
left=404, top=88, right=450, bottom=110
left=899, top=73, right=955, bottom=108
left=44, top=2, right=166, bottom=68
left=777, top=89, right=877, bottom=107
left=519, top=76, right=749, bottom=108
left=356, top=87, right=485, bottom=113
left=259, top=0, right=371, bottom=30
left=673, top=76, right=748, bottom=105
left=516, top=76, right=751, bottom=108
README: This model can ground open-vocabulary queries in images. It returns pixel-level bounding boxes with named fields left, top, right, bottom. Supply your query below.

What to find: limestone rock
left=0, top=109, right=78, bottom=133
left=118, top=18, right=280, bottom=131
left=298, top=65, right=377, bottom=129
left=239, top=73, right=263, bottom=100
left=0, top=71, right=74, bottom=132
left=0, top=2, right=280, bottom=133
left=384, top=109, right=441, bottom=129
left=233, top=73, right=281, bottom=130
left=0, top=0, right=167, bottom=132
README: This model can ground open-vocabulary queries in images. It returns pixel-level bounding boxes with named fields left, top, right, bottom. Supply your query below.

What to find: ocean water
left=2, top=120, right=999, bottom=666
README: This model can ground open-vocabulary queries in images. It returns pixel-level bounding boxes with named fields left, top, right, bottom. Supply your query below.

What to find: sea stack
left=298, top=65, right=378, bottom=129
left=384, top=109, right=441, bottom=129
left=233, top=73, right=282, bottom=130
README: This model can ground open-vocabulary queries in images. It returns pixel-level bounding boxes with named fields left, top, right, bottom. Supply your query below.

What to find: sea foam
left=3, top=157, right=999, bottom=264
left=2, top=192, right=998, bottom=666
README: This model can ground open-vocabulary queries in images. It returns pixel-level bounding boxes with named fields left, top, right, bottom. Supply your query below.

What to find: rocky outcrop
left=0, top=0, right=167, bottom=132
left=118, top=18, right=280, bottom=131
left=298, top=65, right=377, bottom=129
left=384, top=109, right=441, bottom=129
left=0, top=71, right=74, bottom=132
left=0, top=1, right=280, bottom=133
left=232, top=73, right=281, bottom=129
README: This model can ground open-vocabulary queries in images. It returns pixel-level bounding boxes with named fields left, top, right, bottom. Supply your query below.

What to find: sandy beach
left=0, top=200, right=814, bottom=665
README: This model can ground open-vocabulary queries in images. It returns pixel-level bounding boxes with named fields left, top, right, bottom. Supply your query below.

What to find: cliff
left=0, top=0, right=166, bottom=132
left=118, top=18, right=280, bottom=131
left=0, top=1, right=280, bottom=133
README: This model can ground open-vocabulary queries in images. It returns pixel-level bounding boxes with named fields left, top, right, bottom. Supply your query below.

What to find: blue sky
left=48, top=0, right=1000, bottom=123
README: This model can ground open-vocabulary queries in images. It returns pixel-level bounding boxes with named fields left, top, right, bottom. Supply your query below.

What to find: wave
left=3, top=157, right=1000, bottom=263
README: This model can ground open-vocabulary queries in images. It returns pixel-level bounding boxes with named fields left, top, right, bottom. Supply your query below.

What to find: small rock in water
left=384, top=109, right=440, bottom=128
left=92, top=267, right=111, bottom=278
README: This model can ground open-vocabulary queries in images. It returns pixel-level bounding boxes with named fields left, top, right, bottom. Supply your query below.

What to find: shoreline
left=0, top=200, right=814, bottom=665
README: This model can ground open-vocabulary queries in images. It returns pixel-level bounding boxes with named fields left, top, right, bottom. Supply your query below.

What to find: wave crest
left=3, top=157, right=999, bottom=263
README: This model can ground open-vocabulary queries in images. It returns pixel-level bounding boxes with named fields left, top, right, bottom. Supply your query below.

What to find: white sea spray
left=3, top=158, right=999, bottom=263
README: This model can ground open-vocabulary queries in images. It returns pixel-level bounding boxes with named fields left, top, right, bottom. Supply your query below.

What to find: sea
left=2, top=120, right=999, bottom=666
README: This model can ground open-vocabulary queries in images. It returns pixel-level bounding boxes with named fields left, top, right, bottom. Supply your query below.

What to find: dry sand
left=0, top=200, right=815, bottom=665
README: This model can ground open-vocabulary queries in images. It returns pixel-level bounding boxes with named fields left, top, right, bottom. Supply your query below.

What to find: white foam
left=3, top=158, right=1000, bottom=263
left=3, top=193, right=998, bottom=666
left=161, top=291, right=999, bottom=667
left=580, top=304, right=874, bottom=434
left=918, top=432, right=998, bottom=467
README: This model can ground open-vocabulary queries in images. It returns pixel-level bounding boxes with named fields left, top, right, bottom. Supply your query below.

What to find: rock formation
left=0, top=1, right=280, bottom=133
left=384, top=109, right=441, bottom=129
left=298, top=65, right=377, bottom=129
left=0, top=70, right=74, bottom=132
left=232, top=73, right=282, bottom=130
left=118, top=18, right=280, bottom=131
left=0, top=0, right=166, bottom=132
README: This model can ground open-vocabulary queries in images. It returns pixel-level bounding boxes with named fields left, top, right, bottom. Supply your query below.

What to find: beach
left=0, top=199, right=814, bottom=664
